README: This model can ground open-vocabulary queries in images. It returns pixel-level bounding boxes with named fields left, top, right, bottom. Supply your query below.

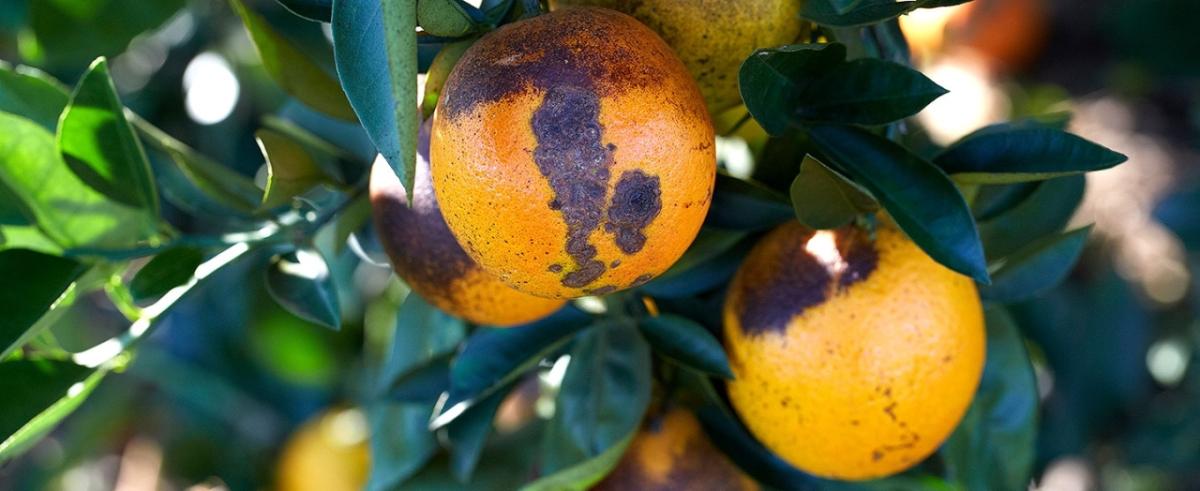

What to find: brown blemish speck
left=585, top=285, right=617, bottom=296
left=871, top=450, right=883, bottom=462
left=548, top=264, right=563, bottom=273
left=835, top=226, right=879, bottom=289
left=610, top=259, right=621, bottom=268
left=605, top=170, right=662, bottom=254
left=531, top=85, right=614, bottom=289
left=630, top=273, right=654, bottom=288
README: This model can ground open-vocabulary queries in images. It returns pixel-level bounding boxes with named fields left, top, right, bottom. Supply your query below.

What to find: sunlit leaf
left=232, top=0, right=356, bottom=121
left=0, top=359, right=106, bottom=463
left=265, top=248, right=341, bottom=330
left=790, top=155, right=877, bottom=229
left=58, top=58, right=159, bottom=213
left=417, top=0, right=475, bottom=37
left=256, top=128, right=340, bottom=209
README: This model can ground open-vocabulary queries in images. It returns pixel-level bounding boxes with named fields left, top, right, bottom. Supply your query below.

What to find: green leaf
left=333, top=0, right=419, bottom=197
left=942, top=308, right=1038, bottom=490
left=388, top=351, right=453, bottom=403
left=533, top=321, right=651, bottom=488
left=805, top=124, right=989, bottom=283
left=707, top=174, right=795, bottom=230
left=0, top=112, right=161, bottom=250
left=639, top=314, right=732, bottom=379
left=27, top=0, right=184, bottom=69
left=58, top=58, right=159, bottom=214
left=0, top=359, right=106, bottom=462
left=0, top=225, right=62, bottom=255
left=132, top=115, right=263, bottom=215
left=936, top=124, right=1127, bottom=184
left=829, top=0, right=864, bottom=13
left=275, top=0, right=333, bottom=22
left=444, top=383, right=512, bottom=483
left=129, top=247, right=204, bottom=302
left=256, top=128, right=340, bottom=209
left=231, top=0, right=356, bottom=121
left=418, top=0, right=475, bottom=37
left=0, top=250, right=82, bottom=360
left=639, top=238, right=750, bottom=299
left=521, top=431, right=635, bottom=491
left=801, top=0, right=919, bottom=27
left=793, top=58, right=947, bottom=125
left=971, top=182, right=1038, bottom=222
left=790, top=155, right=878, bottom=229
left=977, top=175, right=1084, bottom=260
left=981, top=227, right=1091, bottom=302
left=1154, top=183, right=1200, bottom=250
left=0, top=61, right=68, bottom=131
left=739, top=44, right=846, bottom=135
left=265, top=248, right=341, bottom=330
left=381, top=292, right=466, bottom=388
left=437, top=307, right=591, bottom=426
left=367, top=290, right=466, bottom=491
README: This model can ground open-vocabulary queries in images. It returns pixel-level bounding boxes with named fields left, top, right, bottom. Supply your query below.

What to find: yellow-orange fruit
left=431, top=7, right=715, bottom=299
left=594, top=409, right=758, bottom=491
left=549, top=0, right=807, bottom=113
left=276, top=408, right=369, bottom=491
left=370, top=120, right=565, bottom=326
left=723, top=221, right=985, bottom=480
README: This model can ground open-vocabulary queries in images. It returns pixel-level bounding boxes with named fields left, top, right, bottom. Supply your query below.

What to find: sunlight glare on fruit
left=804, top=230, right=846, bottom=276
left=327, top=408, right=369, bottom=447
left=898, top=4, right=965, bottom=59
left=182, top=52, right=239, bottom=125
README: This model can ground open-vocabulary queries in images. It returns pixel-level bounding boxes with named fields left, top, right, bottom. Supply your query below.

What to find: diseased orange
left=594, top=408, right=758, bottom=491
left=275, top=408, right=369, bottom=491
left=723, top=221, right=985, bottom=480
left=548, top=0, right=808, bottom=113
left=370, top=119, right=566, bottom=326
left=431, top=7, right=715, bottom=299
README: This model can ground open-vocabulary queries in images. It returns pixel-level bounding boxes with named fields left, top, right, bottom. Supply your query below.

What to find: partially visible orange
left=275, top=408, right=370, bottom=491
left=594, top=408, right=758, bottom=490
left=370, top=120, right=565, bottom=326
left=431, top=7, right=715, bottom=299
left=723, top=221, right=985, bottom=479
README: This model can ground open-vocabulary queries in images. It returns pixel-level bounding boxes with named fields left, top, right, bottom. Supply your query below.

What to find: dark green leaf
left=367, top=291, right=466, bottom=491
left=801, top=0, right=918, bottom=27
left=256, top=128, right=340, bottom=209
left=0, top=359, right=106, bottom=462
left=640, top=239, right=750, bottom=298
left=977, top=175, right=1084, bottom=260
left=132, top=116, right=263, bottom=215
left=0, top=62, right=68, bottom=131
left=942, top=308, right=1037, bottom=490
left=639, top=314, right=732, bottom=379
left=444, top=383, right=512, bottom=483
left=981, top=227, right=1090, bottom=302
left=790, top=155, right=877, bottom=229
left=805, top=124, right=988, bottom=282
left=232, top=0, right=356, bottom=121
left=534, top=321, right=651, bottom=488
left=333, top=0, right=419, bottom=196
left=388, top=351, right=453, bottom=403
left=0, top=250, right=82, bottom=360
left=437, top=307, right=591, bottom=426
left=58, top=58, right=159, bottom=214
left=522, top=432, right=634, bottom=491
left=739, top=44, right=846, bottom=135
left=936, top=124, right=1127, bottom=183
left=276, top=0, right=332, bottom=21
left=971, top=182, right=1039, bottom=222
left=829, top=0, right=864, bottom=13
left=27, top=0, right=184, bottom=69
left=418, top=0, right=475, bottom=37
left=129, top=247, right=204, bottom=302
left=0, top=112, right=161, bottom=250
left=794, top=58, right=946, bottom=125
left=707, top=174, right=795, bottom=230
left=265, top=248, right=341, bottom=330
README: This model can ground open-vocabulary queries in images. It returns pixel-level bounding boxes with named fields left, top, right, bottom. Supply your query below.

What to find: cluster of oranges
left=283, top=1, right=990, bottom=487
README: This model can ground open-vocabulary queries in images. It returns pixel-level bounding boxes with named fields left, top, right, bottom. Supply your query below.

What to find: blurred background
left=0, top=0, right=1199, bottom=489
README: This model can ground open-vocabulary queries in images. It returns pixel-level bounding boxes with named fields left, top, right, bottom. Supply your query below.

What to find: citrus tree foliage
left=0, top=0, right=1126, bottom=489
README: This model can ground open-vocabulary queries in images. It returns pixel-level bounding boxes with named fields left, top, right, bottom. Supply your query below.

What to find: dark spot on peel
left=630, top=273, right=654, bottom=288
left=605, top=170, right=662, bottom=254
left=735, top=226, right=829, bottom=335
left=548, top=264, right=563, bottom=273
left=532, top=85, right=614, bottom=289
left=610, top=259, right=621, bottom=268
left=836, top=227, right=879, bottom=289
left=872, top=450, right=883, bottom=462
left=585, top=285, right=617, bottom=296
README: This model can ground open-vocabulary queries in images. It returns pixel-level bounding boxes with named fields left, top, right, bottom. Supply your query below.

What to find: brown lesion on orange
left=606, top=170, right=662, bottom=254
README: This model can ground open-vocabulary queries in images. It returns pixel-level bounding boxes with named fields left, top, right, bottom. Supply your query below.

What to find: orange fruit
left=370, top=120, right=566, bottom=326
left=952, top=0, right=1048, bottom=72
left=594, top=408, right=758, bottom=490
left=548, top=0, right=808, bottom=113
left=723, top=221, right=985, bottom=479
left=275, top=408, right=370, bottom=491
left=431, top=7, right=715, bottom=299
